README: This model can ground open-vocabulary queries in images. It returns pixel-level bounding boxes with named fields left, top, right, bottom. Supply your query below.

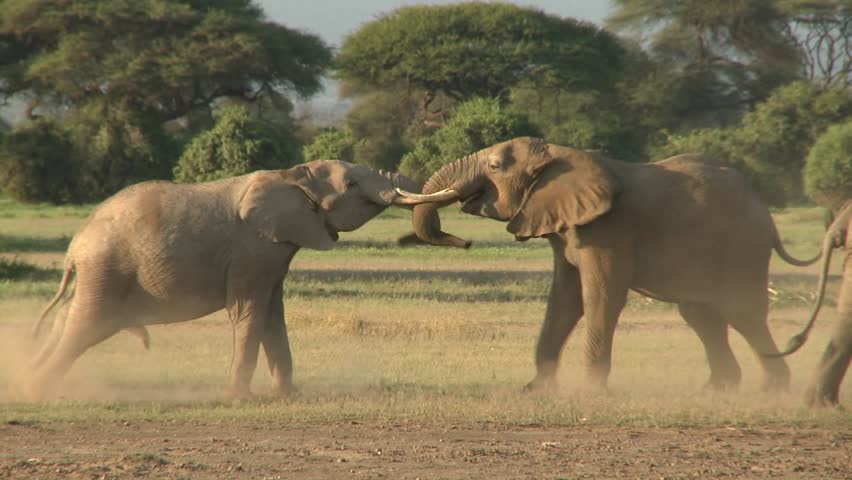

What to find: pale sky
left=259, top=1, right=613, bottom=47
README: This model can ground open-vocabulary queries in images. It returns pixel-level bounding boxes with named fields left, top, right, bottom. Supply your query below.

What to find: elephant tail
left=772, top=224, right=821, bottom=267
left=764, top=231, right=836, bottom=357
left=32, top=263, right=74, bottom=339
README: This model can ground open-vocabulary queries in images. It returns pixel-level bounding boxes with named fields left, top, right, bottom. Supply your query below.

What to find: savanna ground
left=0, top=197, right=849, bottom=479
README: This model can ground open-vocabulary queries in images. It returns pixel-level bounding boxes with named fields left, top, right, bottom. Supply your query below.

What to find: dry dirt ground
left=0, top=421, right=849, bottom=479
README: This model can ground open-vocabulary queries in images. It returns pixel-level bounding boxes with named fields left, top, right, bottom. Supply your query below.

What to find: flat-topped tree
left=335, top=2, right=626, bottom=115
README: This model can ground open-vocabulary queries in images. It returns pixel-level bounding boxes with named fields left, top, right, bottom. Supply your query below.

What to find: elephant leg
left=226, top=304, right=266, bottom=399
left=806, top=257, right=851, bottom=407
left=261, top=280, right=296, bottom=397
left=28, top=300, right=71, bottom=371
left=579, top=254, right=630, bottom=389
left=677, top=302, right=741, bottom=390
left=720, top=294, right=790, bottom=391
left=525, top=251, right=583, bottom=393
left=26, top=299, right=121, bottom=400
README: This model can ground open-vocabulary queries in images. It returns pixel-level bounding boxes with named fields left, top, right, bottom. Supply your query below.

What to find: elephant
left=396, top=137, right=819, bottom=392
left=770, top=200, right=851, bottom=407
left=22, top=160, right=420, bottom=400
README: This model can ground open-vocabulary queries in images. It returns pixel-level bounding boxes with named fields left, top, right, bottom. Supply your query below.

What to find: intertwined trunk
left=410, top=155, right=482, bottom=248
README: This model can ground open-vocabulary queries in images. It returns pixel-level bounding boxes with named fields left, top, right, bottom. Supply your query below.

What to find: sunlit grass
left=0, top=200, right=848, bottom=429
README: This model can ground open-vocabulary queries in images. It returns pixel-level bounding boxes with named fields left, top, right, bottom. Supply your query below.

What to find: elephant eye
left=345, top=179, right=358, bottom=189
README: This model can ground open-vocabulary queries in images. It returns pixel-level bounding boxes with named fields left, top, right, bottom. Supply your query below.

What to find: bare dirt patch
left=0, top=421, right=848, bottom=479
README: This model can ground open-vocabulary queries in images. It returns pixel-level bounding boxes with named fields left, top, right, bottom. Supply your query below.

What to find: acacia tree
left=336, top=2, right=626, bottom=117
left=0, top=0, right=331, bottom=201
left=0, top=0, right=331, bottom=121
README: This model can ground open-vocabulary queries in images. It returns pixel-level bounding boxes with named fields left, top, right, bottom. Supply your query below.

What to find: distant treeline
left=0, top=1, right=849, bottom=208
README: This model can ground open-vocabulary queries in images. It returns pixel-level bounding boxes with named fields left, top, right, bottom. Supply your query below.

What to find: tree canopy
left=0, top=0, right=330, bottom=202
left=0, top=0, right=332, bottom=121
left=336, top=2, right=626, bottom=111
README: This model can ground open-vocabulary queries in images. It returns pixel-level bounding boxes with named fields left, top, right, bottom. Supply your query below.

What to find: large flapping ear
left=507, top=148, right=622, bottom=240
left=238, top=167, right=337, bottom=251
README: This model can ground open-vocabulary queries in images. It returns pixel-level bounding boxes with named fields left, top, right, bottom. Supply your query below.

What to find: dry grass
left=0, top=201, right=848, bottom=428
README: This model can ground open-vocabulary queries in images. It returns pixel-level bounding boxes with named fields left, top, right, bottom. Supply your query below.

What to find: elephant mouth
left=461, top=192, right=482, bottom=208
left=461, top=192, right=484, bottom=214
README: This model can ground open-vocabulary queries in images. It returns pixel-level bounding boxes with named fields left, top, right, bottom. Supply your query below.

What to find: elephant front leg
left=578, top=251, right=630, bottom=390
left=525, top=252, right=583, bottom=393
left=226, top=298, right=267, bottom=400
left=261, top=280, right=297, bottom=397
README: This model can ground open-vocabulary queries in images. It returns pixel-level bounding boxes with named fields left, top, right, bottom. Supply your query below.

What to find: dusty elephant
left=22, top=160, right=419, bottom=400
left=397, top=137, right=819, bottom=392
left=771, top=200, right=851, bottom=407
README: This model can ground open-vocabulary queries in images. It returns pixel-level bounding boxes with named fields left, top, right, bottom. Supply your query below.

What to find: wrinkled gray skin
left=22, top=160, right=419, bottom=400
left=773, top=201, right=851, bottom=407
left=403, top=137, right=819, bottom=393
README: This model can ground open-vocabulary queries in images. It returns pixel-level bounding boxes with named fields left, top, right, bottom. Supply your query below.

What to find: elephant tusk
left=392, top=188, right=460, bottom=205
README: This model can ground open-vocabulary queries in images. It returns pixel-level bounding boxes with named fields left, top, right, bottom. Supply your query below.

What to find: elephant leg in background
left=261, top=280, right=296, bottom=396
left=805, top=254, right=852, bottom=407
left=578, top=248, right=631, bottom=389
left=677, top=302, right=741, bottom=390
left=718, top=291, right=791, bottom=391
left=525, top=244, right=583, bottom=392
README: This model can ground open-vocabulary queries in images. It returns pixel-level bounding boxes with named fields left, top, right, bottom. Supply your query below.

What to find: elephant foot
left=804, top=385, right=840, bottom=409
left=760, top=376, right=791, bottom=393
left=522, top=375, right=556, bottom=394
left=703, top=378, right=740, bottom=393
left=224, top=386, right=255, bottom=403
left=270, top=383, right=299, bottom=399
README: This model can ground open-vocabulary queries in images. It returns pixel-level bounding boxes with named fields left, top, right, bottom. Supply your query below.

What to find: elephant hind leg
left=720, top=297, right=791, bottom=391
left=28, top=300, right=71, bottom=371
left=678, top=302, right=741, bottom=390
left=25, top=300, right=122, bottom=400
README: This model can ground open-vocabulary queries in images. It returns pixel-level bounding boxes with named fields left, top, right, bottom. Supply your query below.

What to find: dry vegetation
left=0, top=201, right=849, bottom=479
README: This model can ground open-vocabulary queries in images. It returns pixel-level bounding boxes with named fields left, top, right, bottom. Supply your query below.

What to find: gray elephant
left=23, top=160, right=419, bottom=400
left=772, top=200, right=851, bottom=407
left=397, top=137, right=818, bottom=392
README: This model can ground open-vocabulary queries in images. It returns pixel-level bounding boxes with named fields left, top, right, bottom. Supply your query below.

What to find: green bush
left=174, top=105, right=302, bottom=183
left=69, top=102, right=179, bottom=199
left=657, top=81, right=852, bottom=206
left=344, top=90, right=420, bottom=171
left=399, top=98, right=540, bottom=180
left=303, top=128, right=355, bottom=162
left=804, top=120, right=852, bottom=210
left=0, top=119, right=80, bottom=203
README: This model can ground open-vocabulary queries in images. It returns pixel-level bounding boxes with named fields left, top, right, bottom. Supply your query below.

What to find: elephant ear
left=507, top=149, right=622, bottom=240
left=238, top=167, right=337, bottom=251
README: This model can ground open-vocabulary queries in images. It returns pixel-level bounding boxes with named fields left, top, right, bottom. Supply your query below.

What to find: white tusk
left=392, top=188, right=460, bottom=205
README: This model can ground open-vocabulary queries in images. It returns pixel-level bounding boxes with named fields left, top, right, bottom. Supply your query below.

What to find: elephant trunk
left=409, top=154, right=482, bottom=248
left=373, top=170, right=422, bottom=206
left=381, top=170, right=422, bottom=195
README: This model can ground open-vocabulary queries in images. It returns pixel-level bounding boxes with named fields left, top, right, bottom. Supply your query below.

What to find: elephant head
left=240, top=160, right=419, bottom=250
left=395, top=137, right=622, bottom=247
